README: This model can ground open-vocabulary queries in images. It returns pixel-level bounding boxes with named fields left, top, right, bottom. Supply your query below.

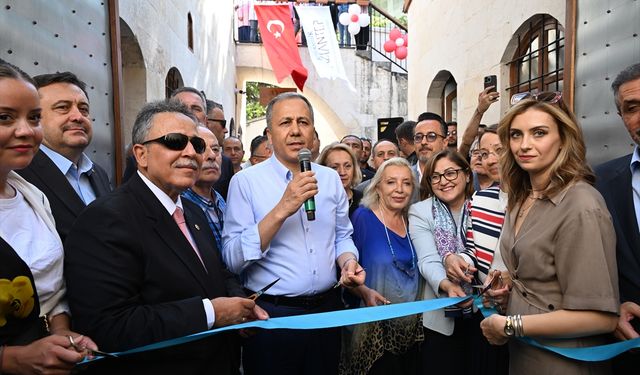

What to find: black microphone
left=298, top=148, right=316, bottom=221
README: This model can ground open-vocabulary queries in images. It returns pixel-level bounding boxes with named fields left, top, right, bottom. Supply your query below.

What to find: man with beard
left=17, top=71, right=111, bottom=241
left=412, top=112, right=449, bottom=184
left=182, top=126, right=227, bottom=251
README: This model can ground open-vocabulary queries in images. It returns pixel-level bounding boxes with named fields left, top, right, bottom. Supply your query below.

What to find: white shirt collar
left=136, top=171, right=184, bottom=215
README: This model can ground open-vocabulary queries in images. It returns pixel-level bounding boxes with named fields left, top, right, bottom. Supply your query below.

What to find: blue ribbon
left=87, top=296, right=469, bottom=360
left=476, top=298, right=640, bottom=362
left=84, top=296, right=640, bottom=363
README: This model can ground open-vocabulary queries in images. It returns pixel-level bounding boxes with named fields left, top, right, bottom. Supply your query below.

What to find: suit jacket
left=595, top=154, right=640, bottom=306
left=64, top=173, right=243, bottom=375
left=213, top=155, right=235, bottom=200
left=16, top=150, right=111, bottom=242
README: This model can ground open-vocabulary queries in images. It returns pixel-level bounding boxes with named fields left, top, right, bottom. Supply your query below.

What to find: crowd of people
left=0, top=56, right=639, bottom=375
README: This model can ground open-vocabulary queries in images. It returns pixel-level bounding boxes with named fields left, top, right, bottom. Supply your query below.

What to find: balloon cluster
left=338, top=4, right=370, bottom=36
left=383, top=28, right=408, bottom=60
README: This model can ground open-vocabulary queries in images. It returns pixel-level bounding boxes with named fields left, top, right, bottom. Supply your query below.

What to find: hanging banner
left=255, top=4, right=308, bottom=91
left=296, top=5, right=355, bottom=91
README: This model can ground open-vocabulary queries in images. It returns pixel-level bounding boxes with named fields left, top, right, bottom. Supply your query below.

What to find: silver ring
left=241, top=317, right=246, bottom=322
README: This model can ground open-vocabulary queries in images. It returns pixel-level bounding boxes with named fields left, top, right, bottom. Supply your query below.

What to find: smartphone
left=484, top=75, right=497, bottom=93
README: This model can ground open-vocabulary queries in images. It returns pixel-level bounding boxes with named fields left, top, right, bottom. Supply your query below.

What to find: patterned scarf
left=432, top=196, right=470, bottom=260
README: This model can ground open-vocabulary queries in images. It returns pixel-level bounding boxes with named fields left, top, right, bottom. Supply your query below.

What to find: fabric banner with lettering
left=255, top=4, right=308, bottom=91
left=295, top=5, right=355, bottom=91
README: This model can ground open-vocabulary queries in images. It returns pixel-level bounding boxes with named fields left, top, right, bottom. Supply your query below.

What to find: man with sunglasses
left=64, top=100, right=267, bottom=374
left=16, top=71, right=112, bottom=242
left=595, top=62, right=640, bottom=373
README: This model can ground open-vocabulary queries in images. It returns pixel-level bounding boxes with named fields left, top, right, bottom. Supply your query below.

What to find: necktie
left=173, top=207, right=206, bottom=269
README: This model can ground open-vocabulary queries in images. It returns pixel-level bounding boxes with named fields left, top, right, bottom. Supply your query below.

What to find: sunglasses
left=510, top=91, right=562, bottom=105
left=207, top=118, right=227, bottom=128
left=142, top=133, right=206, bottom=154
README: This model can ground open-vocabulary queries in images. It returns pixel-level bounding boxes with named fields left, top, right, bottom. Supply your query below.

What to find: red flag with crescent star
left=255, top=4, right=308, bottom=91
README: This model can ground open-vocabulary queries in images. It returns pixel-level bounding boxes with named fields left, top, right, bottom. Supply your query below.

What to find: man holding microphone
left=222, top=92, right=365, bottom=375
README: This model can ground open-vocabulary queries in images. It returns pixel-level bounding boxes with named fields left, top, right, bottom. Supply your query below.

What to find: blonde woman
left=340, top=157, right=421, bottom=374
left=317, top=142, right=363, bottom=216
left=480, top=94, right=619, bottom=374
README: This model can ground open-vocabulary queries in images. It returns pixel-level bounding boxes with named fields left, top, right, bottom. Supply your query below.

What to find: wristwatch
left=504, top=315, right=515, bottom=337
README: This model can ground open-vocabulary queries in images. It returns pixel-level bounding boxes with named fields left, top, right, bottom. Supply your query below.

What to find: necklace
left=517, top=193, right=540, bottom=218
left=378, top=207, right=417, bottom=277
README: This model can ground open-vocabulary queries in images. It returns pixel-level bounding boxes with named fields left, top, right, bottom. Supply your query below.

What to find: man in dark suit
left=64, top=100, right=267, bottom=374
left=204, top=99, right=234, bottom=199
left=16, top=72, right=111, bottom=241
left=595, top=62, right=640, bottom=372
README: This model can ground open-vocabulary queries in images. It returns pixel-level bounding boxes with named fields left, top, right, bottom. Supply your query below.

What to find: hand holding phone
left=484, top=75, right=497, bottom=93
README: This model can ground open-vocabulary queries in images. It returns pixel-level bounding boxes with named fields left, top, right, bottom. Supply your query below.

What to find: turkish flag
left=255, top=5, right=308, bottom=91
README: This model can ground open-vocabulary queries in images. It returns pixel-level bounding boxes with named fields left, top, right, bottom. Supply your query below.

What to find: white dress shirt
left=137, top=171, right=216, bottom=328
left=222, top=155, right=358, bottom=296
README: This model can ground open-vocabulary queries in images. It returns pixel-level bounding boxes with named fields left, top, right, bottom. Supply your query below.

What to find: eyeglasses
left=430, top=168, right=465, bottom=184
left=479, top=147, right=505, bottom=160
left=510, top=91, right=562, bottom=105
left=414, top=132, right=446, bottom=143
left=447, top=130, right=457, bottom=136
left=470, top=150, right=482, bottom=158
left=142, top=133, right=206, bottom=154
left=207, top=118, right=227, bottom=128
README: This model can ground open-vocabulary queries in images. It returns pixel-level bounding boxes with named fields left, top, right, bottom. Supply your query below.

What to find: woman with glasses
left=340, top=158, right=422, bottom=375
left=409, top=149, right=481, bottom=374
left=0, top=60, right=97, bottom=374
left=317, top=143, right=362, bottom=217
left=480, top=95, right=619, bottom=374
left=446, top=125, right=510, bottom=374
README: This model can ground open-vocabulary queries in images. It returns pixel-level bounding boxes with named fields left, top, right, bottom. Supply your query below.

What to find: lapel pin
left=195, top=224, right=200, bottom=230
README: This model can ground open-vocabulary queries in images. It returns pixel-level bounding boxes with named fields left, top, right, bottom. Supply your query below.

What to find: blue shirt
left=631, top=145, right=640, bottom=233
left=222, top=155, right=358, bottom=297
left=181, top=188, right=226, bottom=251
left=351, top=207, right=419, bottom=304
left=40, top=145, right=96, bottom=205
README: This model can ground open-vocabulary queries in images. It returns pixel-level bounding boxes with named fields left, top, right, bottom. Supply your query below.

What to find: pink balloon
left=395, top=46, right=408, bottom=60
left=395, top=38, right=404, bottom=47
left=402, top=34, right=408, bottom=47
left=389, top=28, right=402, bottom=41
left=384, top=39, right=397, bottom=53
left=351, top=14, right=359, bottom=23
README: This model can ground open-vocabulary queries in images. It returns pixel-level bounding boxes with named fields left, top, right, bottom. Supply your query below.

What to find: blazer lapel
left=183, top=205, right=227, bottom=290
left=609, top=163, right=640, bottom=262
left=87, top=166, right=111, bottom=198
left=129, top=175, right=215, bottom=295
left=31, top=151, right=86, bottom=214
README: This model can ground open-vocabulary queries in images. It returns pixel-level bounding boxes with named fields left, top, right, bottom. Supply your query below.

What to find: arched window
left=165, top=67, right=184, bottom=99
left=188, top=13, right=194, bottom=52
left=508, top=14, right=564, bottom=94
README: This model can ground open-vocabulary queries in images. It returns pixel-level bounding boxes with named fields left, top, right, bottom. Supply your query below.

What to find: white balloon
left=395, top=38, right=404, bottom=47
left=348, top=22, right=361, bottom=35
left=339, top=12, right=351, bottom=26
left=358, top=14, right=370, bottom=27
left=348, top=4, right=360, bottom=15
